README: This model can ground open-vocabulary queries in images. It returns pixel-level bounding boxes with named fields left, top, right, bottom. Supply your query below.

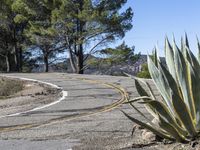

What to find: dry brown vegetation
left=0, top=77, right=24, bottom=99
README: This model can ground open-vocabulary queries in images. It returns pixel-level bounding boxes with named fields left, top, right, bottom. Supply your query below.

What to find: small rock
left=141, top=130, right=155, bottom=141
left=152, top=118, right=159, bottom=126
left=191, top=141, right=198, bottom=148
left=140, top=119, right=158, bottom=141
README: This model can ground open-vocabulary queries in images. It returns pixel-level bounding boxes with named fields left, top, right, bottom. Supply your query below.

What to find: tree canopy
left=100, top=42, right=140, bottom=65
left=0, top=0, right=134, bottom=74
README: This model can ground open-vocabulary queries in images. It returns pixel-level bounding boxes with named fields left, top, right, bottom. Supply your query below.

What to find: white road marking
left=0, top=75, right=68, bottom=118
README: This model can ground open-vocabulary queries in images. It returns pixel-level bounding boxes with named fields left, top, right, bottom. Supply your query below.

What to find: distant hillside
left=32, top=54, right=165, bottom=76
left=84, top=54, right=165, bottom=76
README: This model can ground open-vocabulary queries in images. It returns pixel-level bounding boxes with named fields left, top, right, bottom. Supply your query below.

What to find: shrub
left=136, top=63, right=151, bottom=79
left=123, top=35, right=200, bottom=143
left=0, top=78, right=24, bottom=98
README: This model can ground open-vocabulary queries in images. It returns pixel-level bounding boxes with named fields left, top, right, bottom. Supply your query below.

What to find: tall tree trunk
left=0, top=53, right=10, bottom=72
left=5, top=55, right=10, bottom=73
left=5, top=51, right=12, bottom=72
left=44, top=55, right=49, bottom=72
left=69, top=49, right=76, bottom=73
left=77, top=44, right=84, bottom=74
left=19, top=47, right=23, bottom=72
left=13, top=28, right=20, bottom=72
left=77, top=2, right=84, bottom=74
left=14, top=45, right=19, bottom=71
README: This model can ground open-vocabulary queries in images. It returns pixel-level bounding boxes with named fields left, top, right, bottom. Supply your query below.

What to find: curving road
left=0, top=73, right=157, bottom=150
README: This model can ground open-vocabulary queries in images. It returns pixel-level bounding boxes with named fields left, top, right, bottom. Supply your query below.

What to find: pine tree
left=100, top=42, right=140, bottom=65
left=0, top=0, right=27, bottom=72
left=13, top=0, right=63, bottom=72
left=52, top=0, right=133, bottom=74
left=2, top=0, right=133, bottom=73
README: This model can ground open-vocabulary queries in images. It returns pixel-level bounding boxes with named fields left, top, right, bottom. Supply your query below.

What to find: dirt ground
left=0, top=78, right=61, bottom=116
left=123, top=128, right=200, bottom=150
left=70, top=111, right=200, bottom=150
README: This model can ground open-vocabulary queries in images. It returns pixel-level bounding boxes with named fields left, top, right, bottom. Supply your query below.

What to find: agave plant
left=123, top=35, right=200, bottom=143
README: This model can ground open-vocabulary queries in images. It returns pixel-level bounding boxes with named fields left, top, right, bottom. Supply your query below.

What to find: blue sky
left=122, top=0, right=200, bottom=56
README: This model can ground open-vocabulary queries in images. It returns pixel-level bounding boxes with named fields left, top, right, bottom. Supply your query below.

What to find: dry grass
left=0, top=77, right=24, bottom=98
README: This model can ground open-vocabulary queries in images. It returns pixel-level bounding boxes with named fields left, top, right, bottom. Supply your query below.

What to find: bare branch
left=84, top=34, right=114, bottom=61
left=48, top=57, right=66, bottom=65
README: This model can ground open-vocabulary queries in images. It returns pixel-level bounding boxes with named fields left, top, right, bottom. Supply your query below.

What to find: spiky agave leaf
left=152, top=47, right=158, bottom=67
left=148, top=56, right=175, bottom=116
left=123, top=35, right=200, bottom=142
left=133, top=78, right=158, bottom=119
left=174, top=45, right=196, bottom=119
left=165, top=37, right=177, bottom=82
left=197, top=37, right=200, bottom=63
left=121, top=110, right=174, bottom=141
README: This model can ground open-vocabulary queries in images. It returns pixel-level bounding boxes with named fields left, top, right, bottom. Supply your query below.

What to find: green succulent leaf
left=124, top=35, right=200, bottom=142
left=134, top=78, right=158, bottom=119
left=134, top=77, right=156, bottom=99
left=152, top=47, right=158, bottom=67
left=188, top=63, right=200, bottom=129
left=185, top=47, right=200, bottom=77
left=185, top=33, right=190, bottom=48
left=124, top=96, right=153, bottom=104
left=197, top=37, right=200, bottom=63
left=147, top=56, right=174, bottom=115
left=142, top=100, right=187, bottom=136
left=172, top=92, right=197, bottom=137
left=158, top=62, right=180, bottom=96
left=121, top=110, right=174, bottom=140
left=165, top=37, right=177, bottom=81
left=135, top=79, right=149, bottom=97
left=174, top=46, right=195, bottom=119
left=158, top=115, right=188, bottom=142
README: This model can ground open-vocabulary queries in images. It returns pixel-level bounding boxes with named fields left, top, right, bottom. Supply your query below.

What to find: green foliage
left=100, top=42, right=139, bottom=65
left=0, top=0, right=31, bottom=72
left=136, top=63, right=151, bottom=79
left=87, top=57, right=100, bottom=67
left=136, top=50, right=157, bottom=79
left=123, top=35, right=200, bottom=143
left=51, top=0, right=133, bottom=73
left=0, top=0, right=133, bottom=73
left=13, top=0, right=57, bottom=40
left=12, top=0, right=64, bottom=72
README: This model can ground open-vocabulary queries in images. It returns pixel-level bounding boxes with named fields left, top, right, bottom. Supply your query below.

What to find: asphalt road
left=0, top=73, right=157, bottom=150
